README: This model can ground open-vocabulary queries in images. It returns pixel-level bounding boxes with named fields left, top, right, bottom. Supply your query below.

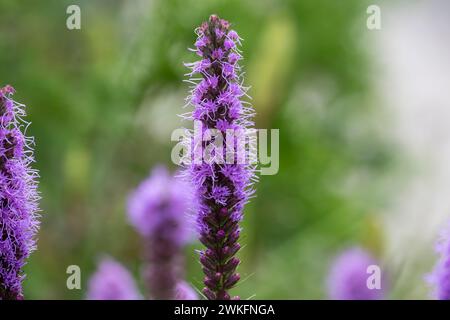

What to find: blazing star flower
left=0, top=85, right=40, bottom=300
left=127, top=166, right=193, bottom=299
left=327, top=247, right=385, bottom=300
left=427, top=225, right=450, bottom=300
left=183, top=15, right=256, bottom=300
left=87, top=258, right=141, bottom=300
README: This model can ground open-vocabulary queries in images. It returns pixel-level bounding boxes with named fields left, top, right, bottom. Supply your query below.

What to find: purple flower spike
left=327, top=247, right=385, bottom=300
left=0, top=86, right=40, bottom=300
left=127, top=166, right=193, bottom=300
left=427, top=225, right=450, bottom=300
left=87, top=258, right=141, bottom=300
left=183, top=15, right=255, bottom=300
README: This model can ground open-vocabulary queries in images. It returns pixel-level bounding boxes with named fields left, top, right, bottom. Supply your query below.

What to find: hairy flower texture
left=87, top=258, right=141, bottom=300
left=327, top=247, right=384, bottom=300
left=0, top=85, right=40, bottom=300
left=127, top=166, right=193, bottom=300
left=427, top=224, right=450, bottom=300
left=183, top=15, right=256, bottom=300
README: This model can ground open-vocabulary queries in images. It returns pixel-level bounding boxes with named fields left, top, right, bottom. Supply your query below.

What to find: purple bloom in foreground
left=183, top=15, right=255, bottom=300
left=127, top=166, right=192, bottom=299
left=427, top=225, right=450, bottom=299
left=0, top=85, right=40, bottom=300
left=327, top=247, right=384, bottom=300
left=87, top=258, right=141, bottom=300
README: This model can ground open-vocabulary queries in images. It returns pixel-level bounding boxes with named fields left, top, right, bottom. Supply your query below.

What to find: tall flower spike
left=183, top=15, right=256, bottom=300
left=327, top=247, right=385, bottom=300
left=427, top=224, right=450, bottom=300
left=87, top=258, right=141, bottom=300
left=127, top=166, right=193, bottom=300
left=0, top=85, right=40, bottom=300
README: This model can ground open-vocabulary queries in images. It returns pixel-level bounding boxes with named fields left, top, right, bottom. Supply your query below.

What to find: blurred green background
left=0, top=0, right=410, bottom=299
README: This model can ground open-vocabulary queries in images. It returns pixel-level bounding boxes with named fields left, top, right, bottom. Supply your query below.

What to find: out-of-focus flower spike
left=86, top=258, right=141, bottom=300
left=127, top=166, right=194, bottom=299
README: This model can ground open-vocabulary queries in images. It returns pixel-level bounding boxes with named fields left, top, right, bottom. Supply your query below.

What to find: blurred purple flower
left=0, top=85, right=40, bottom=300
left=183, top=15, right=255, bottom=300
left=127, top=166, right=193, bottom=245
left=175, top=281, right=198, bottom=300
left=127, top=166, right=194, bottom=299
left=427, top=225, right=450, bottom=300
left=327, top=247, right=385, bottom=300
left=87, top=258, right=141, bottom=300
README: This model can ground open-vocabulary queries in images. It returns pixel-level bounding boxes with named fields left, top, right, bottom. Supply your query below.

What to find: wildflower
left=327, top=247, right=385, bottom=300
left=183, top=15, right=255, bottom=300
left=87, top=258, right=141, bottom=300
left=127, top=166, right=192, bottom=299
left=0, top=86, right=40, bottom=300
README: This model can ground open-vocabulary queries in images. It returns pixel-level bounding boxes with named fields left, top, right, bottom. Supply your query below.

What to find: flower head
left=327, top=247, right=385, bottom=300
left=183, top=15, right=255, bottom=300
left=127, top=166, right=192, bottom=245
left=0, top=85, right=40, bottom=300
left=87, top=258, right=141, bottom=300
left=127, top=166, right=194, bottom=299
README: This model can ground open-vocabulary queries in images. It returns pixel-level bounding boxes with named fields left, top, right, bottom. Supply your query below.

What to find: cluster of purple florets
left=0, top=85, right=39, bottom=300
left=128, top=167, right=193, bottom=299
left=183, top=15, right=256, bottom=300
